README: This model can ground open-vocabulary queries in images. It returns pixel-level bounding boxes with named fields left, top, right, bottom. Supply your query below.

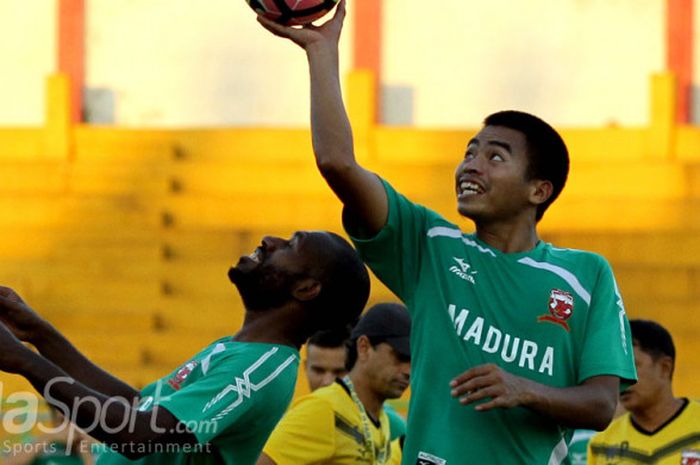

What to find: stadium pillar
left=43, top=74, right=72, bottom=160
left=666, top=0, right=693, bottom=123
left=649, top=73, right=677, bottom=158
left=57, top=0, right=85, bottom=124
left=352, top=0, right=382, bottom=124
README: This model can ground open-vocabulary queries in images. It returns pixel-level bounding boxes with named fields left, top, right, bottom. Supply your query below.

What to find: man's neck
left=632, top=395, right=685, bottom=432
left=348, top=370, right=383, bottom=420
left=475, top=218, right=540, bottom=253
left=233, top=309, right=305, bottom=349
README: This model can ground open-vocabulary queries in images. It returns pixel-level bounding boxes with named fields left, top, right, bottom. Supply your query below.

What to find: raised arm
left=0, top=286, right=138, bottom=401
left=257, top=0, right=387, bottom=236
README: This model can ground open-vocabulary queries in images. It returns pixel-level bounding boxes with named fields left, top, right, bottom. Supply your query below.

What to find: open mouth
left=458, top=180, right=485, bottom=197
left=248, top=247, right=263, bottom=263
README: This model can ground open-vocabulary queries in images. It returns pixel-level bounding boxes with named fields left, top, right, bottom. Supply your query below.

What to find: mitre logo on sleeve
left=537, top=289, right=574, bottom=332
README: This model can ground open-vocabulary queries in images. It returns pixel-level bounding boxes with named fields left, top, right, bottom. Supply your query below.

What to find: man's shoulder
left=208, top=341, right=299, bottom=366
left=380, top=177, right=455, bottom=227
left=306, top=382, right=350, bottom=406
left=542, top=243, right=610, bottom=268
left=191, top=342, right=299, bottom=396
left=686, top=398, right=700, bottom=409
left=290, top=383, right=342, bottom=409
left=590, top=413, right=631, bottom=443
left=680, top=398, right=700, bottom=422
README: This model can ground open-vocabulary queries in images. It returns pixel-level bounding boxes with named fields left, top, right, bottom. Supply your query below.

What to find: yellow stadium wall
left=0, top=71, right=698, bottom=432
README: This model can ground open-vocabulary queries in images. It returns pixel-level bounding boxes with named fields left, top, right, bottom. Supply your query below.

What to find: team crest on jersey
left=682, top=449, right=700, bottom=465
left=537, top=289, right=574, bottom=331
left=168, top=360, right=199, bottom=391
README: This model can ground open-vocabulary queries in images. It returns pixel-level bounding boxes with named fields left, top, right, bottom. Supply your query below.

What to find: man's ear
left=659, top=355, right=674, bottom=381
left=356, top=335, right=372, bottom=362
left=292, top=278, right=322, bottom=302
left=529, top=179, right=553, bottom=207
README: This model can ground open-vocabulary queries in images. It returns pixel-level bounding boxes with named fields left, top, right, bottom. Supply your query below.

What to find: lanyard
left=342, top=376, right=376, bottom=463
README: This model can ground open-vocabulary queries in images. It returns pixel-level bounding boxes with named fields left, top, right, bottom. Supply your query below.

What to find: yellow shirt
left=587, top=399, right=700, bottom=465
left=263, top=380, right=401, bottom=465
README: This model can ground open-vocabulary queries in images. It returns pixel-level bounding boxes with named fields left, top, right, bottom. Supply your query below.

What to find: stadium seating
left=0, top=71, right=698, bottom=406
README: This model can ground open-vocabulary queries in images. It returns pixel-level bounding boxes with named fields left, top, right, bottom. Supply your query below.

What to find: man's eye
left=491, top=154, right=505, bottom=161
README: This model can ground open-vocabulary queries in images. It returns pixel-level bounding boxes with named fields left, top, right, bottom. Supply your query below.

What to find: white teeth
left=460, top=181, right=483, bottom=195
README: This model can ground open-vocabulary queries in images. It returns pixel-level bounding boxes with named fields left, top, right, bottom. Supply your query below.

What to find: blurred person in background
left=305, top=328, right=351, bottom=392
left=587, top=319, right=700, bottom=465
left=257, top=303, right=411, bottom=465
left=304, top=326, right=407, bottom=441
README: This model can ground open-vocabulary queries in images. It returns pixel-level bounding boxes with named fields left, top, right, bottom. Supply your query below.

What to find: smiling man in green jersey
left=0, top=231, right=370, bottom=465
left=257, top=3, right=637, bottom=464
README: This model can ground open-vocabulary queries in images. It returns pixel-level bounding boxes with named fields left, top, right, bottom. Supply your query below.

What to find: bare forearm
left=521, top=377, right=618, bottom=430
left=305, top=43, right=388, bottom=234
left=18, top=352, right=192, bottom=459
left=307, top=43, right=356, bottom=179
left=452, top=365, right=619, bottom=430
left=32, top=323, right=138, bottom=401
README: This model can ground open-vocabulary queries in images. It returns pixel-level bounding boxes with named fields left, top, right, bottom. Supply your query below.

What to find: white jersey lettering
left=448, top=305, right=555, bottom=377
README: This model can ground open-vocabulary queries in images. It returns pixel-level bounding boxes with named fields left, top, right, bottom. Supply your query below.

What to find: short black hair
left=305, top=232, right=370, bottom=334
left=483, top=111, right=569, bottom=221
left=307, top=326, right=351, bottom=349
left=630, top=319, right=676, bottom=370
left=345, top=335, right=385, bottom=371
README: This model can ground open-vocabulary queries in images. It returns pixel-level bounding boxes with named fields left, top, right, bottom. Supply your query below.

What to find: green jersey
left=96, top=339, right=299, bottom=465
left=384, top=404, right=406, bottom=441
left=567, top=429, right=595, bottom=465
left=346, top=180, right=636, bottom=465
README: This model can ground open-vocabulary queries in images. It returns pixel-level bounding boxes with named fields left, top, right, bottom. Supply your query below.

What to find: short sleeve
left=577, top=258, right=637, bottom=389
left=158, top=350, right=297, bottom=444
left=344, top=178, right=430, bottom=304
left=262, top=395, right=335, bottom=465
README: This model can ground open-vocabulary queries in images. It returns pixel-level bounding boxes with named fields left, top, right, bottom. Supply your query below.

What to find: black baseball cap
left=350, top=303, right=411, bottom=359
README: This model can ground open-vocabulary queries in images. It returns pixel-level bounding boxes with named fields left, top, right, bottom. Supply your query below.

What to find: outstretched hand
left=256, top=0, right=346, bottom=50
left=450, top=364, right=534, bottom=412
left=0, top=286, right=46, bottom=343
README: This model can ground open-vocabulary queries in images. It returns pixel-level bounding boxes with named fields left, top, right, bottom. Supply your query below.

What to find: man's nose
left=261, top=236, right=286, bottom=252
left=400, top=361, right=411, bottom=378
left=462, top=154, right=485, bottom=174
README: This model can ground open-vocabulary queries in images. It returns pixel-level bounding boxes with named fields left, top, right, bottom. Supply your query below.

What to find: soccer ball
left=246, top=0, right=340, bottom=26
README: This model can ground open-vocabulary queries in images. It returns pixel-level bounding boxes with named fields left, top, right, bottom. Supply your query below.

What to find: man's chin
left=457, top=204, right=481, bottom=221
left=228, top=266, right=242, bottom=284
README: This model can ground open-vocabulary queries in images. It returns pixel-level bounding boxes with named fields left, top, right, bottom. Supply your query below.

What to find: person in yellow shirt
left=257, top=303, right=411, bottom=465
left=303, top=327, right=407, bottom=441
left=587, top=319, right=700, bottom=465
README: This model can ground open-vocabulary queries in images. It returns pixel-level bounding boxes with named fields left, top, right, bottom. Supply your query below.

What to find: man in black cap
left=257, top=303, right=411, bottom=465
